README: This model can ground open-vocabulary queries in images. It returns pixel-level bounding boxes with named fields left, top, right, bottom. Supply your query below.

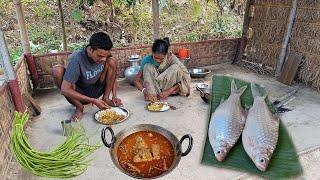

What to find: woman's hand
left=144, top=91, right=157, bottom=102
left=158, top=90, right=171, bottom=99
left=92, top=99, right=110, bottom=109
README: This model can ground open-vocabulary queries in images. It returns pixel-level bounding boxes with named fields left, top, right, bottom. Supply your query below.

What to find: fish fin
left=244, top=104, right=251, bottom=118
left=238, top=85, right=247, bottom=96
left=231, top=79, right=247, bottom=95
left=220, top=97, right=225, bottom=104
left=251, top=83, right=262, bottom=98
left=262, top=94, right=267, bottom=100
left=231, top=79, right=237, bottom=93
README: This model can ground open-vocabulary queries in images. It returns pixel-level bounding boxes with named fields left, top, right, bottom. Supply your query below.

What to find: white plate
left=94, top=107, right=130, bottom=125
left=146, top=102, right=170, bottom=112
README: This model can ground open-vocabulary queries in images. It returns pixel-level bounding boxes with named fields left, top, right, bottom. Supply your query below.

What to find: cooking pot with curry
left=101, top=124, right=193, bottom=179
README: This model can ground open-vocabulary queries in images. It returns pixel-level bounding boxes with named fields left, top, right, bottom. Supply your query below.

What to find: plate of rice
left=146, top=102, right=170, bottom=112
left=94, top=107, right=129, bottom=125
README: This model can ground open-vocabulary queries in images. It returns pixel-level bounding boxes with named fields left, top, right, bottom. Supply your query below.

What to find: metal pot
left=101, top=124, right=193, bottom=179
left=199, top=88, right=211, bottom=104
left=125, top=55, right=141, bottom=85
left=188, top=68, right=211, bottom=78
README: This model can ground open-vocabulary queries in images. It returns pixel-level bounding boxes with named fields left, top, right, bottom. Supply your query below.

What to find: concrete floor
left=7, top=63, right=320, bottom=180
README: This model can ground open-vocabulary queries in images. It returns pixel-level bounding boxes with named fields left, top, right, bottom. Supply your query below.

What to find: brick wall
left=33, top=38, right=239, bottom=89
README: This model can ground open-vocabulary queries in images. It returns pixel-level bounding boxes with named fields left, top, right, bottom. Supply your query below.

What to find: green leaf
left=192, top=1, right=201, bottom=17
left=71, top=9, right=83, bottom=22
left=201, top=75, right=303, bottom=178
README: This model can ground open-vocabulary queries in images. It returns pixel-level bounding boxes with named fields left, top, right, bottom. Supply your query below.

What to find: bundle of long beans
left=11, top=112, right=101, bottom=178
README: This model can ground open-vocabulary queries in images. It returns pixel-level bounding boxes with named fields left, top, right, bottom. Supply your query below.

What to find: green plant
left=72, top=9, right=83, bottom=22
left=69, top=42, right=87, bottom=51
left=9, top=47, right=23, bottom=65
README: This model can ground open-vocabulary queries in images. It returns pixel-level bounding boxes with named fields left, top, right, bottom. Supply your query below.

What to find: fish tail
left=231, top=79, right=247, bottom=96
left=251, top=83, right=267, bottom=99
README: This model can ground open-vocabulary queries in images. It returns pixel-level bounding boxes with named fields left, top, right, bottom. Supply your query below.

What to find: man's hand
left=92, top=99, right=110, bottom=109
left=112, top=97, right=123, bottom=106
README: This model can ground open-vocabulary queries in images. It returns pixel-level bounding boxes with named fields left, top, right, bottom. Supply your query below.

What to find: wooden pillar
left=0, top=29, right=25, bottom=112
left=276, top=0, right=297, bottom=77
left=152, top=0, right=160, bottom=40
left=13, top=0, right=31, bottom=53
left=13, top=0, right=39, bottom=88
left=233, top=0, right=252, bottom=63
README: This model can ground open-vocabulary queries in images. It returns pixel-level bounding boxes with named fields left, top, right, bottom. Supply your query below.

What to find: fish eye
left=260, top=159, right=264, bottom=163
left=217, top=151, right=221, bottom=154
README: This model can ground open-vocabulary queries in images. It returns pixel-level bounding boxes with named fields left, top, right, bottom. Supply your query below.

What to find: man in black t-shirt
left=52, top=32, right=122, bottom=121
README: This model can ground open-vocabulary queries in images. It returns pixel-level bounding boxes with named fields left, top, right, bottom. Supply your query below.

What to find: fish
left=242, top=83, right=279, bottom=171
left=208, top=79, right=247, bottom=162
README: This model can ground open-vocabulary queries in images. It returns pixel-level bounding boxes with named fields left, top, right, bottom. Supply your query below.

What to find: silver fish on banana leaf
left=242, top=83, right=279, bottom=171
left=208, top=79, right=247, bottom=162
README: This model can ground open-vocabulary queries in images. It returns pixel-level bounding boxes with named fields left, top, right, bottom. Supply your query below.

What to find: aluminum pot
left=125, top=55, right=140, bottom=85
left=188, top=68, right=211, bottom=78
left=101, top=124, right=193, bottom=179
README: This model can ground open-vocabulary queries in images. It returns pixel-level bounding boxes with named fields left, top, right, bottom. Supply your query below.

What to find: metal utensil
left=188, top=68, right=211, bottom=78
left=61, top=120, right=72, bottom=136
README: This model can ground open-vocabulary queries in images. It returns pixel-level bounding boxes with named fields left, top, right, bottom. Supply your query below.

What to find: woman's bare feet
left=71, top=106, right=84, bottom=122
left=171, top=87, right=180, bottom=95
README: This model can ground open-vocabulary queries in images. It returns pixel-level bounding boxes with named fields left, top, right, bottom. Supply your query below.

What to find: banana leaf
left=201, top=75, right=303, bottom=178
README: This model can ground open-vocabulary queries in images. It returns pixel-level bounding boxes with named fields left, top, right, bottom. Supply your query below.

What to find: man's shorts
left=65, top=80, right=105, bottom=105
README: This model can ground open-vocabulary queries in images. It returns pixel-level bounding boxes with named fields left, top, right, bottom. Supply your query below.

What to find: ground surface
left=7, top=64, right=320, bottom=180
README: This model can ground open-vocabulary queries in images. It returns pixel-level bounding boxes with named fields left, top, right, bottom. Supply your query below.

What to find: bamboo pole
left=58, top=0, right=68, bottom=51
left=152, top=0, right=160, bottom=40
left=0, top=29, right=25, bottom=112
left=275, top=0, right=297, bottom=77
left=13, top=0, right=39, bottom=87
left=13, top=0, right=31, bottom=53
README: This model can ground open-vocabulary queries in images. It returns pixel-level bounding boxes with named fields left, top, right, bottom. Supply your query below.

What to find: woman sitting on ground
left=134, top=38, right=191, bottom=102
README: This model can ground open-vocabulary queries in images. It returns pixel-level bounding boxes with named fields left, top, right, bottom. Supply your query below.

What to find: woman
left=134, top=38, right=191, bottom=102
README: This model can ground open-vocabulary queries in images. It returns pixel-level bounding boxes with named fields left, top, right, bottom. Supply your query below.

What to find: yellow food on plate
left=147, top=102, right=165, bottom=111
left=98, top=109, right=126, bottom=124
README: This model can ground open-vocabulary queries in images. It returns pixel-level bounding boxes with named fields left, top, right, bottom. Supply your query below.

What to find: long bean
left=11, top=112, right=101, bottom=178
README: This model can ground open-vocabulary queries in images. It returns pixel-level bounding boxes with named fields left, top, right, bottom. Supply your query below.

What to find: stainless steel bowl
left=188, top=68, right=211, bottom=78
left=195, top=83, right=209, bottom=91
left=101, top=124, right=193, bottom=179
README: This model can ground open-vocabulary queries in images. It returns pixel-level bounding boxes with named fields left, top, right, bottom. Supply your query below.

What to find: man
left=52, top=32, right=122, bottom=121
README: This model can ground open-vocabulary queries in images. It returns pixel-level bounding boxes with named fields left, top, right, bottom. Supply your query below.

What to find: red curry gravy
left=117, top=131, right=175, bottom=178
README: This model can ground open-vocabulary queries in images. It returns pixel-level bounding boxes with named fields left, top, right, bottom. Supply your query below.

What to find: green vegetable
left=11, top=112, right=100, bottom=178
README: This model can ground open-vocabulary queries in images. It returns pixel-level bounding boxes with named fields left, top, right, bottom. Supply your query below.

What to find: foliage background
left=0, top=0, right=245, bottom=64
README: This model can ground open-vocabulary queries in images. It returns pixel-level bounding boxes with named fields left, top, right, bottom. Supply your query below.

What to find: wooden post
left=152, top=0, right=160, bottom=40
left=0, top=29, right=25, bottom=112
left=233, top=0, right=252, bottom=63
left=13, top=0, right=39, bottom=88
left=58, top=0, right=68, bottom=51
left=13, top=0, right=31, bottom=53
left=275, top=0, right=297, bottom=77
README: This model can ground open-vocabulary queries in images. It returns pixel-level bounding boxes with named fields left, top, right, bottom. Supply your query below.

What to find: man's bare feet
left=71, top=106, right=84, bottom=122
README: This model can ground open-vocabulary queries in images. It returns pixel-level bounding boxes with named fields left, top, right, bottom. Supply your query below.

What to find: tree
left=152, top=0, right=160, bottom=39
left=57, top=0, right=67, bottom=51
